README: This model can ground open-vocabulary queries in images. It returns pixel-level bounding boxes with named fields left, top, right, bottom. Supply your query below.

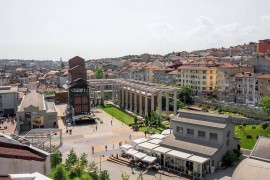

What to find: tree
left=100, top=170, right=110, bottom=180
left=134, top=116, right=138, bottom=125
left=261, top=122, right=269, bottom=130
left=69, top=162, right=84, bottom=178
left=94, top=68, right=104, bottom=79
left=121, top=172, right=130, bottom=180
left=65, top=149, right=78, bottom=170
left=79, top=153, right=88, bottom=169
left=88, top=161, right=99, bottom=180
left=259, top=97, right=270, bottom=115
left=51, top=150, right=62, bottom=168
left=54, top=165, right=66, bottom=180
left=177, top=86, right=193, bottom=104
left=222, top=151, right=237, bottom=166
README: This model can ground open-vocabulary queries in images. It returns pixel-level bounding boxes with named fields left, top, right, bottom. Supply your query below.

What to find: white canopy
left=188, top=155, right=209, bottom=164
left=153, top=146, right=172, bottom=154
left=134, top=152, right=147, bottom=160
left=126, top=149, right=139, bottom=156
left=148, top=139, right=162, bottom=145
left=161, top=129, right=173, bottom=135
left=138, top=142, right=159, bottom=150
left=167, top=150, right=192, bottom=159
left=149, top=134, right=166, bottom=140
left=142, top=156, right=157, bottom=163
left=132, top=138, right=148, bottom=145
left=120, top=144, right=133, bottom=151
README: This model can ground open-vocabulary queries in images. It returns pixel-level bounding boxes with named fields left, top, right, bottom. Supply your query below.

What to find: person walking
left=105, top=145, right=107, bottom=151
left=96, top=125, right=97, bottom=131
left=92, top=146, right=94, bottom=154
left=129, top=134, right=131, bottom=140
left=144, top=131, right=147, bottom=137
left=112, top=144, right=114, bottom=149
left=111, top=119, right=113, bottom=126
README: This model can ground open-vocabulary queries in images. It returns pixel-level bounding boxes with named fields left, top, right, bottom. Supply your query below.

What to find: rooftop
left=251, top=137, right=270, bottom=162
left=18, top=91, right=45, bottom=112
left=160, top=134, right=221, bottom=157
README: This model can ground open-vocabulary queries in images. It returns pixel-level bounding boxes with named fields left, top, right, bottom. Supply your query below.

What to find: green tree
left=222, top=151, right=237, bottom=166
left=121, top=172, right=130, bottom=180
left=259, top=97, right=270, bottom=115
left=51, top=150, right=61, bottom=168
left=70, top=162, right=84, bottom=178
left=65, top=149, right=78, bottom=170
left=136, top=173, right=144, bottom=180
left=79, top=153, right=88, bottom=169
left=177, top=86, right=193, bottom=104
left=88, top=161, right=99, bottom=180
left=100, top=170, right=110, bottom=180
left=54, top=165, right=66, bottom=180
left=134, top=116, right=138, bottom=125
left=261, top=122, right=269, bottom=130
left=94, top=67, right=104, bottom=79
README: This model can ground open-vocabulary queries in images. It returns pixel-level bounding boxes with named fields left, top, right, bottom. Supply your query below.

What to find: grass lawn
left=222, top=112, right=245, bottom=118
left=235, top=125, right=270, bottom=150
left=101, top=106, right=134, bottom=125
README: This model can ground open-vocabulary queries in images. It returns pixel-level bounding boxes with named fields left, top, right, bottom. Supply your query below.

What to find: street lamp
left=99, top=155, right=105, bottom=174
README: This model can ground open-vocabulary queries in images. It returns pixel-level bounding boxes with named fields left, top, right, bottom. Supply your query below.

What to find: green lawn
left=101, top=106, right=134, bottom=125
left=235, top=125, right=270, bottom=150
left=222, top=112, right=245, bottom=118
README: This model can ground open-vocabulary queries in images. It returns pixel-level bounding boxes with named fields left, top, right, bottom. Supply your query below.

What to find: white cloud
left=261, top=15, right=270, bottom=27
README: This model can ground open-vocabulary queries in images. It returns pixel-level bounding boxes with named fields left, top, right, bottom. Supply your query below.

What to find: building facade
left=0, top=86, right=18, bottom=116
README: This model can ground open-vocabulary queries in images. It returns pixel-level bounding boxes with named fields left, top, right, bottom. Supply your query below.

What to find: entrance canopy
left=142, top=156, right=157, bottom=163
left=120, top=144, right=133, bottom=151
left=138, top=142, right=159, bottom=150
left=132, top=138, right=148, bottom=145
left=187, top=155, right=209, bottom=164
left=148, top=139, right=162, bottom=145
left=126, top=149, right=139, bottom=156
left=161, top=129, right=173, bottom=135
left=149, top=134, right=166, bottom=140
left=134, top=152, right=147, bottom=160
left=167, top=150, right=192, bottom=160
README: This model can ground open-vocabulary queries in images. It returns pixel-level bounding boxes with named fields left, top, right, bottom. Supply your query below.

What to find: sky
left=0, top=0, right=270, bottom=60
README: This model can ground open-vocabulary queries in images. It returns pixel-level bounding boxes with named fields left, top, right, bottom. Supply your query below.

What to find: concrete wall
left=2, top=92, right=18, bottom=112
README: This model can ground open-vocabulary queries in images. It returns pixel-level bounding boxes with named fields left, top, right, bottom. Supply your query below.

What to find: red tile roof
left=256, top=74, right=270, bottom=79
left=0, top=142, right=46, bottom=162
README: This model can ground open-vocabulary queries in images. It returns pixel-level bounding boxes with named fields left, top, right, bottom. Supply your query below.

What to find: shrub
left=252, top=126, right=256, bottom=129
left=238, top=125, right=243, bottom=129
left=261, top=122, right=269, bottom=130
left=246, top=135, right=253, bottom=139
left=201, top=106, right=209, bottom=112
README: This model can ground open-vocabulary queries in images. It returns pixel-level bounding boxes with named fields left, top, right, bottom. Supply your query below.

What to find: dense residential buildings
left=258, top=39, right=270, bottom=53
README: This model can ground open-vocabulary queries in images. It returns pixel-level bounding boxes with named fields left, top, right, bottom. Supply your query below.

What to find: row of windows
left=176, top=127, right=220, bottom=141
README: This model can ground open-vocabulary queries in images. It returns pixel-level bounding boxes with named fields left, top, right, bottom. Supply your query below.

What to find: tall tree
left=54, top=165, right=66, bottom=180
left=65, top=149, right=78, bottom=170
left=51, top=150, right=62, bottom=168
left=177, top=86, right=193, bottom=104
left=94, top=67, right=104, bottom=79
left=259, top=97, right=270, bottom=115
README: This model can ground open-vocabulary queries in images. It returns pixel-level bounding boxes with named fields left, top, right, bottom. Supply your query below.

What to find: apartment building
left=0, top=86, right=18, bottom=116
left=258, top=39, right=270, bottom=53
left=153, top=67, right=173, bottom=84
left=177, top=66, right=217, bottom=95
left=256, top=74, right=270, bottom=100
left=217, top=64, right=254, bottom=101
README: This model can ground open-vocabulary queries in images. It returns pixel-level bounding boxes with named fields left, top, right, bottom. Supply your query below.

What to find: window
left=210, top=133, right=218, bottom=141
left=176, top=127, right=183, bottom=133
left=227, top=131, right=230, bottom=138
left=187, top=128, right=194, bottom=136
left=198, top=130, right=206, bottom=138
left=203, top=76, right=206, bottom=79
left=210, top=76, right=213, bottom=80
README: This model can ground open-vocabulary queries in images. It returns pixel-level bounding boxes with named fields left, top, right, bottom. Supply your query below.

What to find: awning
left=148, top=139, right=162, bottom=145
left=134, top=152, right=147, bottom=160
left=120, top=144, right=133, bottom=151
left=142, top=156, right=157, bottom=163
left=138, top=142, right=159, bottom=150
left=153, top=146, right=172, bottom=154
left=161, top=129, right=173, bottom=135
left=188, top=155, right=209, bottom=164
left=149, top=134, right=166, bottom=140
left=126, top=149, right=139, bottom=156
left=132, top=138, right=148, bottom=145
left=167, top=150, right=192, bottom=159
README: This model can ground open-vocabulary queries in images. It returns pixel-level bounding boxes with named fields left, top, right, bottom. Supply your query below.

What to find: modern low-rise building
left=0, top=86, right=18, bottom=116
left=16, top=91, right=57, bottom=133
left=160, top=110, right=239, bottom=177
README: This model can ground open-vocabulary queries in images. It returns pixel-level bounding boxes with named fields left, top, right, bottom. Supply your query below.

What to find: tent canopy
left=132, top=138, right=148, bottom=145
left=134, top=152, right=147, bottom=160
left=149, top=134, right=166, bottom=140
left=138, top=142, right=159, bottom=150
left=153, top=146, right=172, bottom=154
left=161, top=129, right=173, bottom=135
left=188, top=155, right=209, bottom=164
left=148, top=139, right=162, bottom=145
left=126, top=149, right=139, bottom=156
left=120, top=144, right=133, bottom=151
left=167, top=150, right=192, bottom=159
left=142, top=156, right=157, bottom=163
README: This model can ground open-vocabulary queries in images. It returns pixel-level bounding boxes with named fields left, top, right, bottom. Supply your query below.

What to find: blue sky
left=0, top=0, right=270, bottom=60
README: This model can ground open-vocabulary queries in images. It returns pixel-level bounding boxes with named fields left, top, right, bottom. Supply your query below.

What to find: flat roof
left=132, top=138, right=148, bottom=145
left=138, top=142, right=159, bottom=150
left=18, top=91, right=45, bottom=111
left=153, top=146, right=172, bottom=154
left=172, top=116, right=227, bottom=129
left=149, top=134, right=166, bottom=140
left=148, top=139, right=163, bottom=145
left=188, top=155, right=209, bottom=164
left=251, top=136, right=270, bottom=162
left=167, top=150, right=192, bottom=159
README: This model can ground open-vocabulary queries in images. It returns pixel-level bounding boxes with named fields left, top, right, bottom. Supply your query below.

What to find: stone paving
left=0, top=118, right=16, bottom=135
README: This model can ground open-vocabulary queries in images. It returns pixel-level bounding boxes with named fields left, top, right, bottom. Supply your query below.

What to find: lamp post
left=99, top=155, right=104, bottom=174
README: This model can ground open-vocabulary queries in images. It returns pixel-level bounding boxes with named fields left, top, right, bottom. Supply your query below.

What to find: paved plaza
left=55, top=105, right=241, bottom=180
